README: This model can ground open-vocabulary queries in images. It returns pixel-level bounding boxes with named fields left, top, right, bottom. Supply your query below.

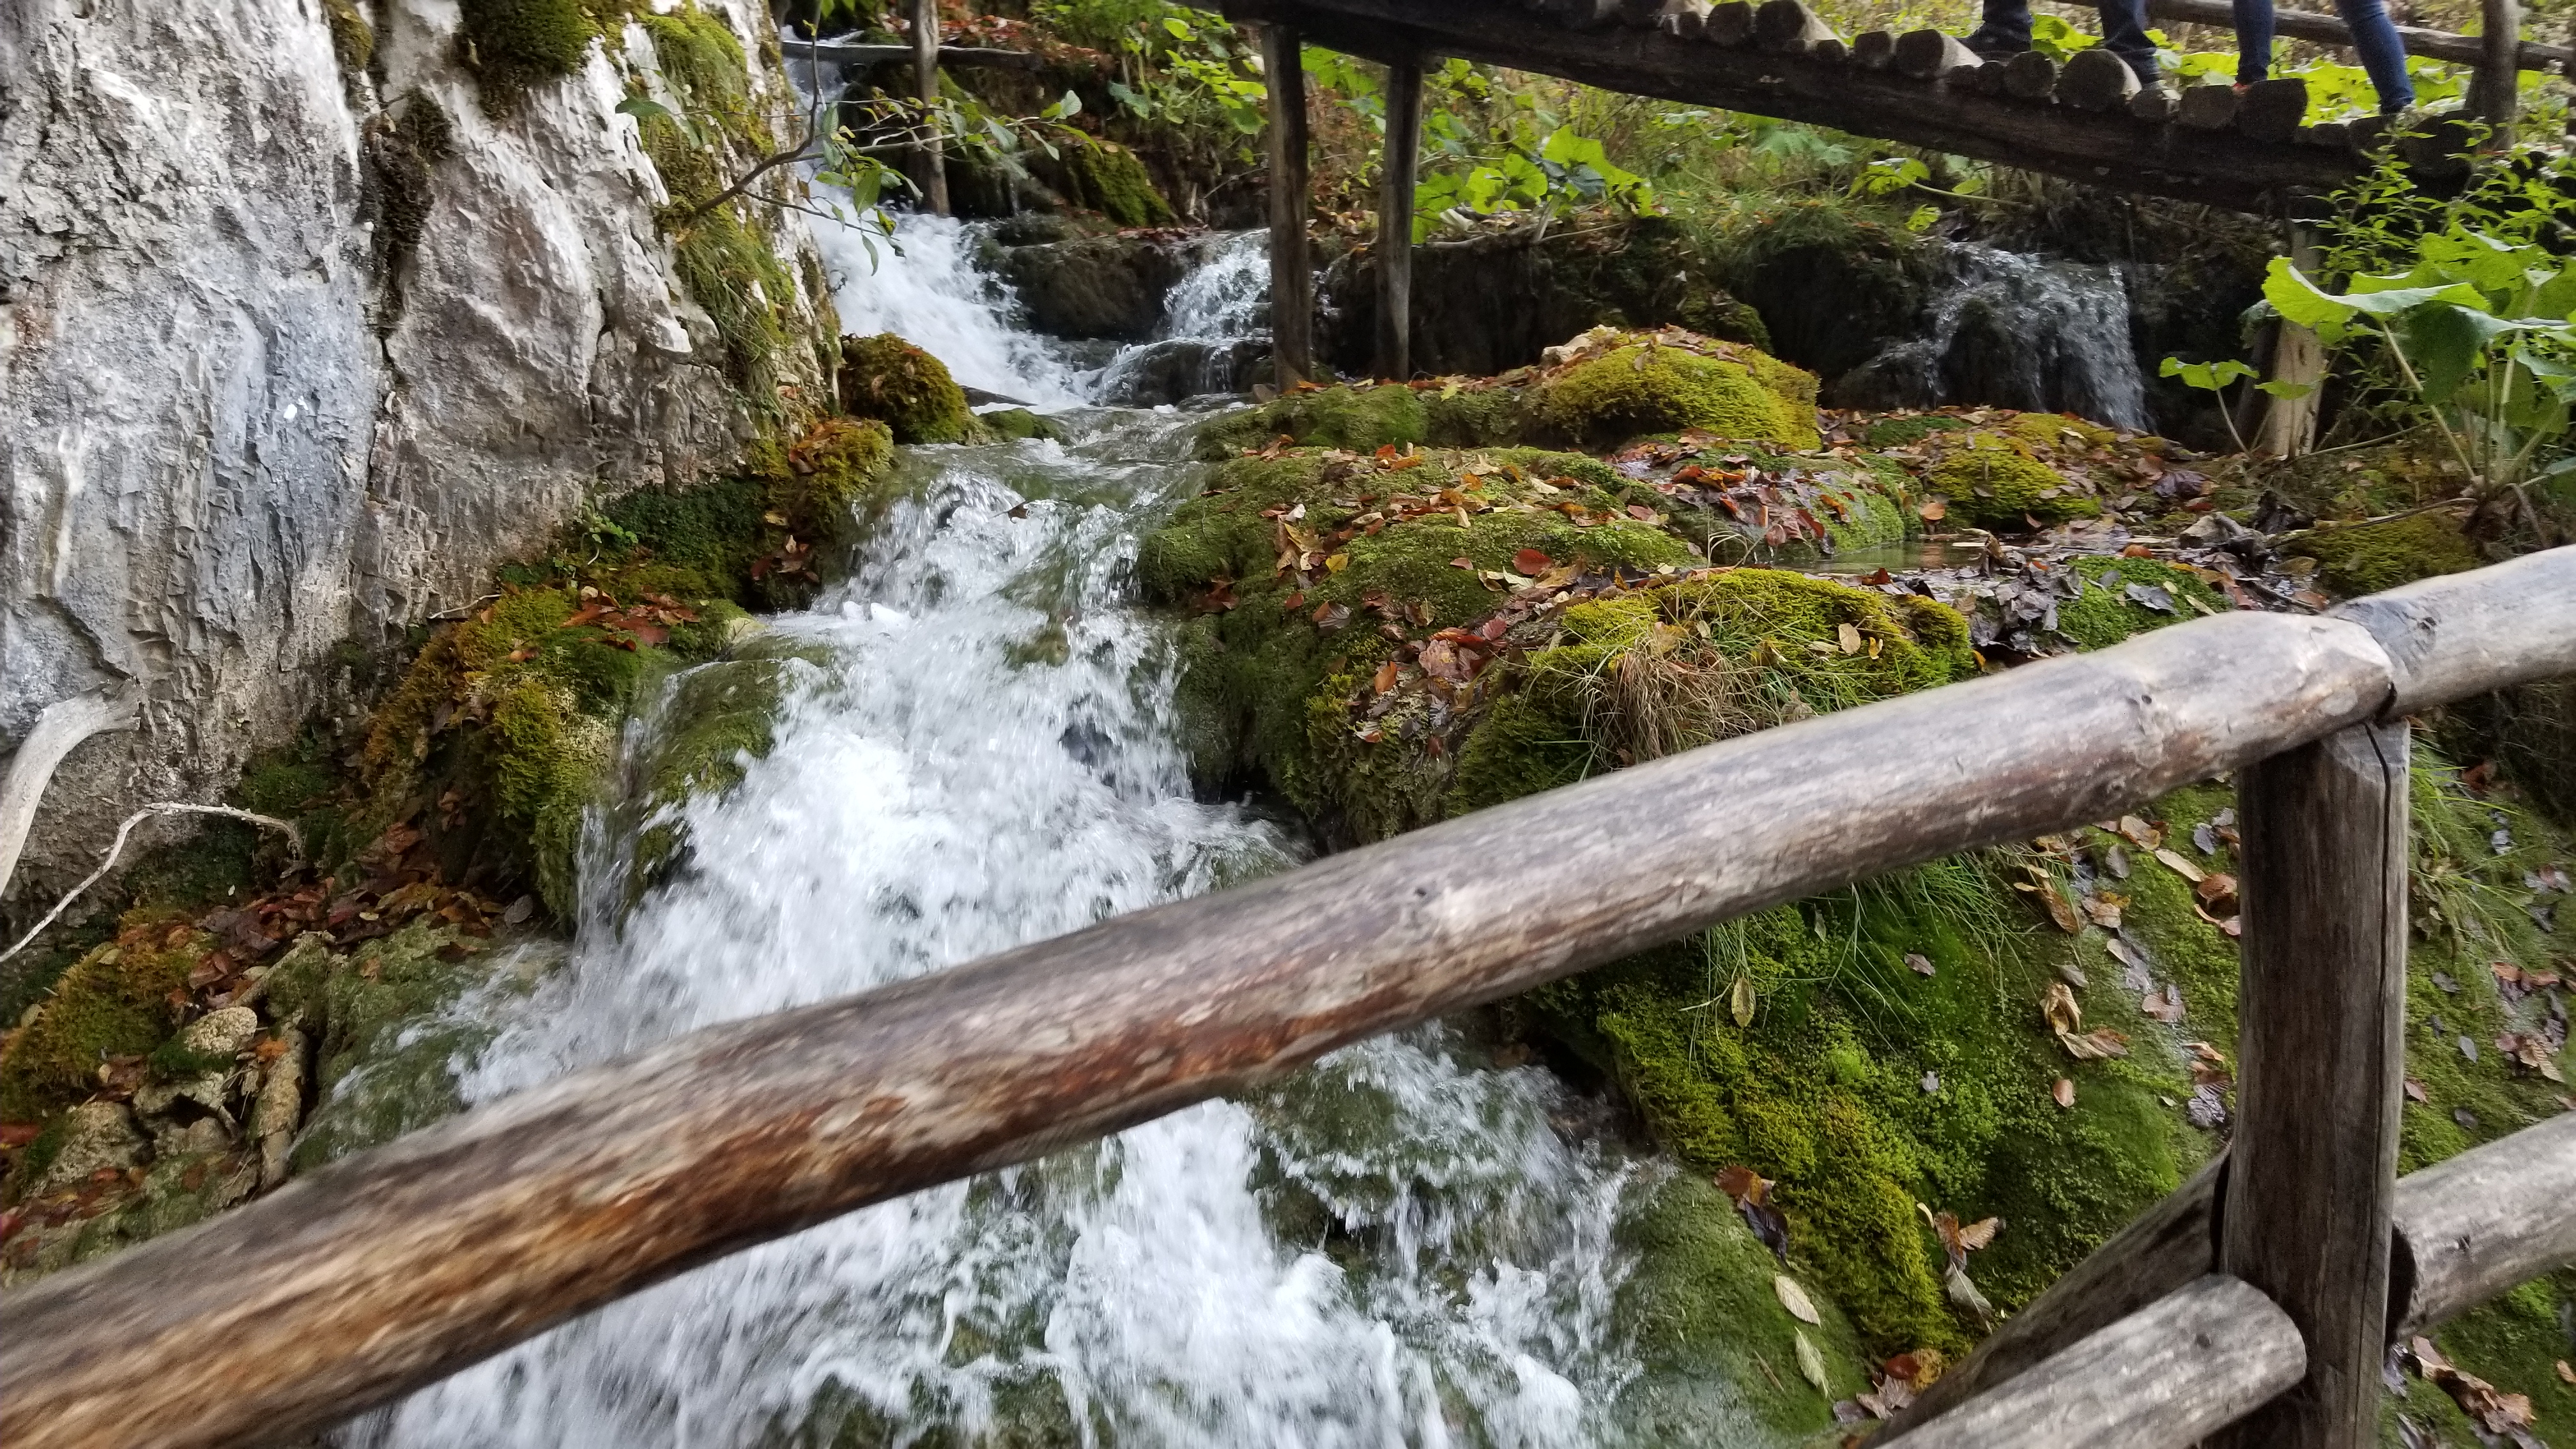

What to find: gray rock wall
left=0, top=0, right=829, bottom=915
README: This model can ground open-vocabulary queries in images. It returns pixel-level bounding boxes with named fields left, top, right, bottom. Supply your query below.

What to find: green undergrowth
left=458, top=0, right=602, bottom=114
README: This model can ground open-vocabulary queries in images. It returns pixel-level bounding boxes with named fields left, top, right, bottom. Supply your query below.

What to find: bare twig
left=0, top=804, right=303, bottom=965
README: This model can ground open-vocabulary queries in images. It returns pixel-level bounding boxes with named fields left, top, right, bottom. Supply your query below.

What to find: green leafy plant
left=2265, top=229, right=2576, bottom=516
left=2157, top=356, right=2311, bottom=454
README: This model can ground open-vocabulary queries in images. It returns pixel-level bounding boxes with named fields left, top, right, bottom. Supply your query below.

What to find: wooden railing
left=2, top=548, right=2573, bottom=1449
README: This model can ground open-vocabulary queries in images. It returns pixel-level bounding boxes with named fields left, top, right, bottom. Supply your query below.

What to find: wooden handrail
left=1, top=549, right=2570, bottom=1449
left=794, top=42, right=1044, bottom=68
left=2143, top=0, right=2573, bottom=74
left=1889, top=1110, right=2576, bottom=1432
left=1883, top=1275, right=2307, bottom=1449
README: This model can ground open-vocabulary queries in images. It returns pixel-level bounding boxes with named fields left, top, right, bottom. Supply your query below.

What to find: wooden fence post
left=910, top=0, right=949, bottom=216
left=2473, top=0, right=2520, bottom=132
left=1375, top=55, right=1423, bottom=381
left=1262, top=22, right=1314, bottom=387
left=2210, top=719, right=2411, bottom=1449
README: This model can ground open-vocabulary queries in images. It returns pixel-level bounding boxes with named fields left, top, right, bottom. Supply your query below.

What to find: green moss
left=1195, top=383, right=1432, bottom=458
left=457, top=0, right=597, bottom=114
left=640, top=4, right=769, bottom=149
left=1860, top=415, right=1972, bottom=450
left=323, top=0, right=376, bottom=75
left=1422, top=387, right=1530, bottom=447
left=1534, top=342, right=1820, bottom=452
left=839, top=333, right=974, bottom=443
left=2402, top=1271, right=2576, bottom=1446
left=774, top=415, right=900, bottom=535
left=2053, top=556, right=2227, bottom=650
left=292, top=923, right=537, bottom=1169
left=0, top=922, right=204, bottom=1123
left=671, top=206, right=800, bottom=410
left=981, top=408, right=1064, bottom=442
left=1925, top=443, right=2099, bottom=528
left=1611, top=1172, right=1871, bottom=1439
left=2288, top=511, right=2482, bottom=597
left=1054, top=136, right=1173, bottom=227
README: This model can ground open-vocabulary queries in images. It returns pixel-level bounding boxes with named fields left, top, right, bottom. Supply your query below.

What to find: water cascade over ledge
left=349, top=217, right=1773, bottom=1449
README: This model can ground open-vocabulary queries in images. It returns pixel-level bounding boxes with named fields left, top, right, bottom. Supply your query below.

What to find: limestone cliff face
left=0, top=0, right=831, bottom=908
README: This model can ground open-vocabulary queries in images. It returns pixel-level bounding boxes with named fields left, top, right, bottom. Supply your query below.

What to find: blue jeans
left=1970, top=0, right=2159, bottom=84
left=2235, top=0, right=2416, bottom=112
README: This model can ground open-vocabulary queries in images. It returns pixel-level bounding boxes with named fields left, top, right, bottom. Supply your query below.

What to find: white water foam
left=352, top=229, right=1687, bottom=1443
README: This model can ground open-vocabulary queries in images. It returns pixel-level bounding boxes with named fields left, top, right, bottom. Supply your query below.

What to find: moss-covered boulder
left=1533, top=332, right=1821, bottom=452
left=0, top=918, right=207, bottom=1123
left=838, top=333, right=975, bottom=444
left=1048, top=135, right=1174, bottom=228
left=1924, top=441, right=2099, bottom=528
left=457, top=0, right=597, bottom=114
left=2286, top=511, right=2481, bottom=597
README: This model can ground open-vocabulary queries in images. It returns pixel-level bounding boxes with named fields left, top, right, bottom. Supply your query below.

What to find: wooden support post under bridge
left=1375, top=54, right=1423, bottom=381
left=2256, top=222, right=2326, bottom=458
left=2474, top=0, right=2522, bottom=135
left=2209, top=719, right=2411, bottom=1449
left=1262, top=22, right=1314, bottom=387
left=910, top=0, right=949, bottom=216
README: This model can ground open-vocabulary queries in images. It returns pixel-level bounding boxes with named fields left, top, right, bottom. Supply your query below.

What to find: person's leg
left=2097, top=0, right=2161, bottom=85
left=1965, top=0, right=2035, bottom=56
left=2234, top=0, right=2275, bottom=84
left=2333, top=0, right=2417, bottom=111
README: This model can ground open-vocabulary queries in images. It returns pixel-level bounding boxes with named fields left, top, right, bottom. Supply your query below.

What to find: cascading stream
left=351, top=217, right=1759, bottom=1449
left=1834, top=243, right=2152, bottom=431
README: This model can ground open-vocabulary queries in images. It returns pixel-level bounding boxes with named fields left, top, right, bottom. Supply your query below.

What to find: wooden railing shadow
left=1, top=548, right=2572, bottom=1449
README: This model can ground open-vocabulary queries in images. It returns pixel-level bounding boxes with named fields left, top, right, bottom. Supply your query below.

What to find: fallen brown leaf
left=2051, top=1077, right=2076, bottom=1108
left=2042, top=981, right=2083, bottom=1034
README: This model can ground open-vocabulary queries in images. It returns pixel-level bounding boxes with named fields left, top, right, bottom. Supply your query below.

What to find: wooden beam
left=1220, top=0, right=2352, bottom=211
left=908, top=0, right=948, bottom=216
left=1889, top=1155, right=2226, bottom=1430
left=1882, top=1275, right=2306, bottom=1449
left=1376, top=56, right=1423, bottom=380
left=4, top=556, right=2574, bottom=1449
left=796, top=42, right=1045, bottom=69
left=2392, top=1112, right=2576, bottom=1338
left=2142, top=0, right=2571, bottom=73
left=1894, top=1108, right=2576, bottom=1438
left=1262, top=21, right=1314, bottom=386
left=2211, top=719, right=2411, bottom=1449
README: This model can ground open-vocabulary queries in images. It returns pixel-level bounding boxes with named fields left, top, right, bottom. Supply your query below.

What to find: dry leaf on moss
left=1775, top=1275, right=1822, bottom=1324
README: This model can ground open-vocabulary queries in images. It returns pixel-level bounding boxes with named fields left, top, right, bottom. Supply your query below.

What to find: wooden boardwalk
left=1218, top=0, right=2505, bottom=213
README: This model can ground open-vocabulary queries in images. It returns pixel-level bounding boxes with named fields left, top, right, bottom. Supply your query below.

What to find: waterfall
left=1092, top=231, right=1273, bottom=407
left=1833, top=243, right=2152, bottom=431
left=348, top=208, right=1745, bottom=1449
left=812, top=211, right=1089, bottom=408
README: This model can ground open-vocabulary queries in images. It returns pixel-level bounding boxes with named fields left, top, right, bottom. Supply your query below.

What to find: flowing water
left=1832, top=243, right=2152, bottom=431
left=353, top=217, right=1764, bottom=1449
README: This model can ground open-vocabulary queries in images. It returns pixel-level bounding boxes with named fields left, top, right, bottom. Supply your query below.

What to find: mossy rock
left=457, top=0, right=597, bottom=114
left=2287, top=511, right=2481, bottom=598
left=1533, top=341, right=1820, bottom=452
left=1052, top=136, right=1174, bottom=228
left=1924, top=442, right=2099, bottom=528
left=0, top=921, right=206, bottom=1123
left=838, top=333, right=974, bottom=444
left=981, top=408, right=1064, bottom=443
left=1858, top=415, right=1972, bottom=450
left=1194, top=383, right=1435, bottom=459
left=2053, top=556, right=2227, bottom=650
left=289, top=923, right=556, bottom=1169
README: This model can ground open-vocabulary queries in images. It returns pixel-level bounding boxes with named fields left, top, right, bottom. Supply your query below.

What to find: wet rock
left=1094, top=337, right=1269, bottom=406
left=180, top=1005, right=261, bottom=1059
left=997, top=235, right=1187, bottom=341
left=252, top=1025, right=309, bottom=1188
left=30, top=1102, right=145, bottom=1197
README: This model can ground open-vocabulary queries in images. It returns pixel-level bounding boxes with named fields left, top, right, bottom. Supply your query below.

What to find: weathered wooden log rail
left=3, top=549, right=2573, bottom=1449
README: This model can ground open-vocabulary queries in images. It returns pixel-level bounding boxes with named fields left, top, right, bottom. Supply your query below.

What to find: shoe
left=1961, top=26, right=2027, bottom=59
